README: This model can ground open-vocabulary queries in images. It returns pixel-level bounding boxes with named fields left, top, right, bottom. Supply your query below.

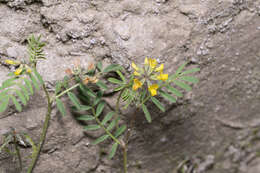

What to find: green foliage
left=106, top=61, right=200, bottom=123
left=0, top=70, right=43, bottom=113
left=1, top=34, right=200, bottom=173
left=27, top=35, right=46, bottom=65
left=73, top=84, right=126, bottom=158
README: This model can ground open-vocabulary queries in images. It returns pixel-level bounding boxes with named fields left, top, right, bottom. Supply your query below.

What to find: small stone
left=113, top=21, right=131, bottom=41
left=6, top=47, right=18, bottom=58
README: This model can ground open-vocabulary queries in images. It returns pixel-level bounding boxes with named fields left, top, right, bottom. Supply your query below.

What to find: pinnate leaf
left=151, top=97, right=165, bottom=112
left=109, top=143, right=119, bottom=159
left=92, top=134, right=109, bottom=145
left=142, top=104, right=152, bottom=123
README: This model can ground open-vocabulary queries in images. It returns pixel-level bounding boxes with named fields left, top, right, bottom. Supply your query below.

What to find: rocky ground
left=0, top=0, right=260, bottom=172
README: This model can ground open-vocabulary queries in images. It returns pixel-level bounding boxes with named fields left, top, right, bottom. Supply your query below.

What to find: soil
left=0, top=0, right=260, bottom=173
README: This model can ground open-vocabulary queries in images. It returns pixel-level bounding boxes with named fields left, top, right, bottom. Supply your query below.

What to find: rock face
left=0, top=0, right=260, bottom=172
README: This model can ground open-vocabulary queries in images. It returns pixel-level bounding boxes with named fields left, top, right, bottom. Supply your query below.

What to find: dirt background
left=0, top=0, right=260, bottom=172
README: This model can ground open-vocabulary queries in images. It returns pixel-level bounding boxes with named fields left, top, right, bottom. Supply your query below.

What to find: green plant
left=0, top=35, right=200, bottom=173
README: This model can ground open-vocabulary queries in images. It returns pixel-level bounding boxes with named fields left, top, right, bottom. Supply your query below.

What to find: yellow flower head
left=132, top=78, right=142, bottom=91
left=133, top=71, right=141, bottom=76
left=149, top=59, right=157, bottom=69
left=155, top=64, right=164, bottom=72
left=132, top=62, right=140, bottom=71
left=5, top=59, right=16, bottom=65
left=14, top=68, right=23, bottom=76
left=148, top=84, right=159, bottom=96
left=5, top=59, right=20, bottom=65
left=157, top=73, right=168, bottom=81
left=144, top=57, right=149, bottom=65
left=26, top=68, right=32, bottom=73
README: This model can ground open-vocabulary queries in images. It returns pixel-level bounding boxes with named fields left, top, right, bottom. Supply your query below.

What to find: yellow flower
left=144, top=57, right=149, bottom=65
left=133, top=71, right=141, bottom=76
left=157, top=73, right=168, bottom=81
left=155, top=64, right=164, bottom=72
left=149, top=59, right=157, bottom=69
left=132, top=78, right=142, bottom=91
left=148, top=84, right=159, bottom=96
left=26, top=68, right=32, bottom=73
left=132, top=62, right=140, bottom=71
left=14, top=68, right=23, bottom=76
left=5, top=59, right=16, bottom=65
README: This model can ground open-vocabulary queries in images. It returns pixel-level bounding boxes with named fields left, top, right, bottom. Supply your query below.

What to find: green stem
left=12, top=130, right=22, bottom=171
left=91, top=108, right=121, bottom=145
left=27, top=84, right=52, bottom=173
left=123, top=146, right=127, bottom=173
left=115, top=89, right=124, bottom=129
left=54, top=83, right=80, bottom=100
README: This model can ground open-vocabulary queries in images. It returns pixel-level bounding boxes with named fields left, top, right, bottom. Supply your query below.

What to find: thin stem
left=123, top=146, right=127, bottom=173
left=122, top=108, right=140, bottom=173
left=91, top=108, right=121, bottom=145
left=115, top=89, right=124, bottom=129
left=54, top=83, right=80, bottom=100
left=12, top=130, right=22, bottom=171
left=27, top=84, right=52, bottom=173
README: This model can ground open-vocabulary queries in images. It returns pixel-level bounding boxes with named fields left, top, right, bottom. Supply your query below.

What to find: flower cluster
left=4, top=59, right=32, bottom=76
left=132, top=58, right=168, bottom=96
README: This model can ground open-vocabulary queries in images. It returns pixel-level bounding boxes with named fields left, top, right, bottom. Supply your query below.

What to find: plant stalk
left=54, top=83, right=80, bottom=100
left=123, top=146, right=127, bottom=173
left=12, top=130, right=22, bottom=171
left=27, top=84, right=52, bottom=173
